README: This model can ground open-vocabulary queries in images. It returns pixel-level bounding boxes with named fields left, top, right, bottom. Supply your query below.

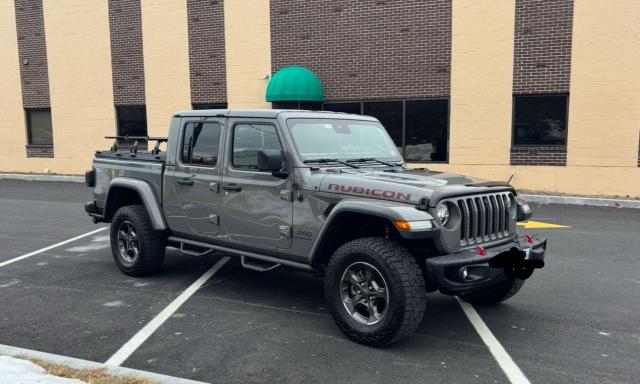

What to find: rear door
left=220, top=118, right=293, bottom=250
left=164, top=118, right=225, bottom=237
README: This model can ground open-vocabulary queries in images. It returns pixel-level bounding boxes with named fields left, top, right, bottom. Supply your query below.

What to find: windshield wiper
left=346, top=157, right=401, bottom=167
left=303, top=158, right=359, bottom=168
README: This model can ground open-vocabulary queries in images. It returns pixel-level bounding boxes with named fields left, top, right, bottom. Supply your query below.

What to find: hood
left=316, top=168, right=514, bottom=205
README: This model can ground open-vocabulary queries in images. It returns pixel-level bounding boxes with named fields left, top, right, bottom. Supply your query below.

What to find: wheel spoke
left=348, top=273, right=365, bottom=291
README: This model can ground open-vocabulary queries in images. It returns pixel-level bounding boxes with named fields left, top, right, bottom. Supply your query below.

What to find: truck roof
left=173, top=109, right=379, bottom=121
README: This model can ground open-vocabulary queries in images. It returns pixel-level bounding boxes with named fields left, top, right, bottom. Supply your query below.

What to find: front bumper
left=425, top=235, right=546, bottom=295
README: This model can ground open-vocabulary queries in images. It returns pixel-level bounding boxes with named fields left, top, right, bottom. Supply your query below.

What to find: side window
left=232, top=123, right=282, bottom=170
left=181, top=122, right=221, bottom=166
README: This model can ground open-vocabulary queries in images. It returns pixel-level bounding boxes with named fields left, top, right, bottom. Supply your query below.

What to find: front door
left=165, top=118, right=224, bottom=237
left=220, top=119, right=293, bottom=250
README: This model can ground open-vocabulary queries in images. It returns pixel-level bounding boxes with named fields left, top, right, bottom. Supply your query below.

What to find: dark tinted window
left=405, top=100, right=449, bottom=162
left=232, top=123, right=282, bottom=170
left=26, top=109, right=53, bottom=145
left=116, top=106, right=148, bottom=147
left=182, top=122, right=221, bottom=166
left=323, top=102, right=362, bottom=114
left=513, top=95, right=568, bottom=146
left=363, top=101, right=403, bottom=151
left=272, top=101, right=322, bottom=110
left=192, top=103, right=228, bottom=110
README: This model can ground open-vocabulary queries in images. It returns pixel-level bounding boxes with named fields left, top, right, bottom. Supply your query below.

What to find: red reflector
left=476, top=245, right=486, bottom=256
left=525, top=234, right=534, bottom=244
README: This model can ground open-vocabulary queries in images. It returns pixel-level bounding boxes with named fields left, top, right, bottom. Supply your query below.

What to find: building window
left=322, top=99, right=450, bottom=163
left=324, top=102, right=362, bottom=114
left=181, top=122, right=222, bottom=166
left=25, top=108, right=54, bottom=158
left=116, top=106, right=148, bottom=147
left=513, top=95, right=568, bottom=146
left=363, top=101, right=404, bottom=153
left=26, top=109, right=53, bottom=145
left=272, top=101, right=322, bottom=110
left=192, top=103, right=228, bottom=110
left=405, top=99, right=449, bottom=162
left=232, top=123, right=282, bottom=170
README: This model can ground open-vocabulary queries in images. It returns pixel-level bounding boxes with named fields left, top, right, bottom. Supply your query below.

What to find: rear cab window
left=181, top=122, right=222, bottom=167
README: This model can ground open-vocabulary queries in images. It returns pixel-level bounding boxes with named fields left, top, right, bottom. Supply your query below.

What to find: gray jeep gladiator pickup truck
left=84, top=109, right=546, bottom=346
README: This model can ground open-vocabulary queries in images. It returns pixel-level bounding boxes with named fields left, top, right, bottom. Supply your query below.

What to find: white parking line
left=0, top=227, right=108, bottom=268
left=456, top=297, right=531, bottom=384
left=105, top=256, right=231, bottom=367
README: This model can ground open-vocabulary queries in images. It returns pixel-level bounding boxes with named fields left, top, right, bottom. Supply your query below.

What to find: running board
left=167, top=236, right=317, bottom=273
left=241, top=256, right=281, bottom=272
left=179, top=242, right=214, bottom=258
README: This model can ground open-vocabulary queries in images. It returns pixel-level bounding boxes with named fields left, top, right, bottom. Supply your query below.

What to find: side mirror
left=515, top=196, right=532, bottom=222
left=257, top=149, right=288, bottom=179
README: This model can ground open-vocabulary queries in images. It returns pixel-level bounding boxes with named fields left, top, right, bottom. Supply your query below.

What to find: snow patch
left=103, top=300, right=126, bottom=307
left=0, top=280, right=20, bottom=288
left=0, top=356, right=86, bottom=384
left=65, top=243, right=109, bottom=252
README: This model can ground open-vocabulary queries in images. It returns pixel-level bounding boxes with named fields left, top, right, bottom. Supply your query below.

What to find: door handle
left=222, top=183, right=242, bottom=192
left=177, top=178, right=194, bottom=186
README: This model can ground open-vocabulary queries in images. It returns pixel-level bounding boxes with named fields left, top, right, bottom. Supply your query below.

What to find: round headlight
left=436, top=202, right=450, bottom=225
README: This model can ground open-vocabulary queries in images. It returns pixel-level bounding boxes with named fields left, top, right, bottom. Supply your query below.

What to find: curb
left=0, top=344, right=210, bottom=384
left=521, top=194, right=640, bottom=209
left=0, top=173, right=84, bottom=183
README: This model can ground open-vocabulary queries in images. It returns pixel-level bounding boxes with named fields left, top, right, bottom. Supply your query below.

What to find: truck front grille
left=456, top=193, right=513, bottom=246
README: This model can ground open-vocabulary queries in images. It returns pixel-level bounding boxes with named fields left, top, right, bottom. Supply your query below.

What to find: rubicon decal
left=327, top=184, right=412, bottom=202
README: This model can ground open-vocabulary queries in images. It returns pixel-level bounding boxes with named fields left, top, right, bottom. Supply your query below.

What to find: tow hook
left=489, top=248, right=544, bottom=280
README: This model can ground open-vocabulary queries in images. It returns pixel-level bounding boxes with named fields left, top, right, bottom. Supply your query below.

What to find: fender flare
left=309, top=200, right=435, bottom=266
left=105, top=178, right=167, bottom=230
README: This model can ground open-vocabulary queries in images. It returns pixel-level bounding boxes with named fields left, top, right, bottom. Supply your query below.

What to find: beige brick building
left=1, top=0, right=639, bottom=198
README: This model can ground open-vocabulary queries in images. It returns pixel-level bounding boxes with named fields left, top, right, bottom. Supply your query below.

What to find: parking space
left=0, top=179, right=638, bottom=384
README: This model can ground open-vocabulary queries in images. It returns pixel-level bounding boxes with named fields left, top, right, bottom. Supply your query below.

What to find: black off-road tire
left=459, top=279, right=525, bottom=305
left=324, top=237, right=427, bottom=347
left=110, top=205, right=166, bottom=277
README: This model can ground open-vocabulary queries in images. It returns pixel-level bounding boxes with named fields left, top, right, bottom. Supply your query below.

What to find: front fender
left=106, top=178, right=167, bottom=230
left=309, top=199, right=437, bottom=265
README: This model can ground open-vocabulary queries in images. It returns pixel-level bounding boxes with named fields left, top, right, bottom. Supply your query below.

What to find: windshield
left=287, top=118, right=403, bottom=162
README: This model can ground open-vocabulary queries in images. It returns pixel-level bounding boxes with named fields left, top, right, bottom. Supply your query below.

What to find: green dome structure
left=266, top=66, right=325, bottom=102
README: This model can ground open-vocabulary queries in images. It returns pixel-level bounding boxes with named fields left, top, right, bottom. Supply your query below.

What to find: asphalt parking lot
left=0, top=179, right=638, bottom=384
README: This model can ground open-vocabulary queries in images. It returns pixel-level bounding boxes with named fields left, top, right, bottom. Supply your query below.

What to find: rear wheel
left=459, top=279, right=525, bottom=305
left=324, top=237, right=426, bottom=347
left=110, top=205, right=165, bottom=276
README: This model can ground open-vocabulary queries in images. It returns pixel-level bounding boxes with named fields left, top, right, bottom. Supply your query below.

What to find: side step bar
left=241, top=256, right=280, bottom=272
left=167, top=236, right=317, bottom=273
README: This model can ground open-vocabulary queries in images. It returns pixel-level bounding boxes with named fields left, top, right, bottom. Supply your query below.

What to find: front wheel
left=110, top=205, right=166, bottom=277
left=324, top=237, right=427, bottom=347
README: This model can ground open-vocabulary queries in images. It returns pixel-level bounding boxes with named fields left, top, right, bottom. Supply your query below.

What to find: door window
left=182, top=122, right=222, bottom=166
left=232, top=123, right=282, bottom=170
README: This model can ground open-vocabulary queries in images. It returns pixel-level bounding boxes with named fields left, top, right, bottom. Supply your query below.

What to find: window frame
left=511, top=93, right=570, bottom=147
left=178, top=120, right=223, bottom=169
left=192, top=103, right=228, bottom=110
left=25, top=108, right=53, bottom=146
left=229, top=121, right=285, bottom=173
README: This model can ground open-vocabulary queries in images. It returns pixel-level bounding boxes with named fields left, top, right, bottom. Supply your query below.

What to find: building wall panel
left=14, top=0, right=50, bottom=109
left=108, top=0, right=146, bottom=106
left=270, top=0, right=451, bottom=101
left=42, top=0, right=116, bottom=174
left=187, top=0, right=227, bottom=105
left=447, top=0, right=515, bottom=165
left=224, top=0, right=271, bottom=109
left=141, top=0, right=191, bottom=136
